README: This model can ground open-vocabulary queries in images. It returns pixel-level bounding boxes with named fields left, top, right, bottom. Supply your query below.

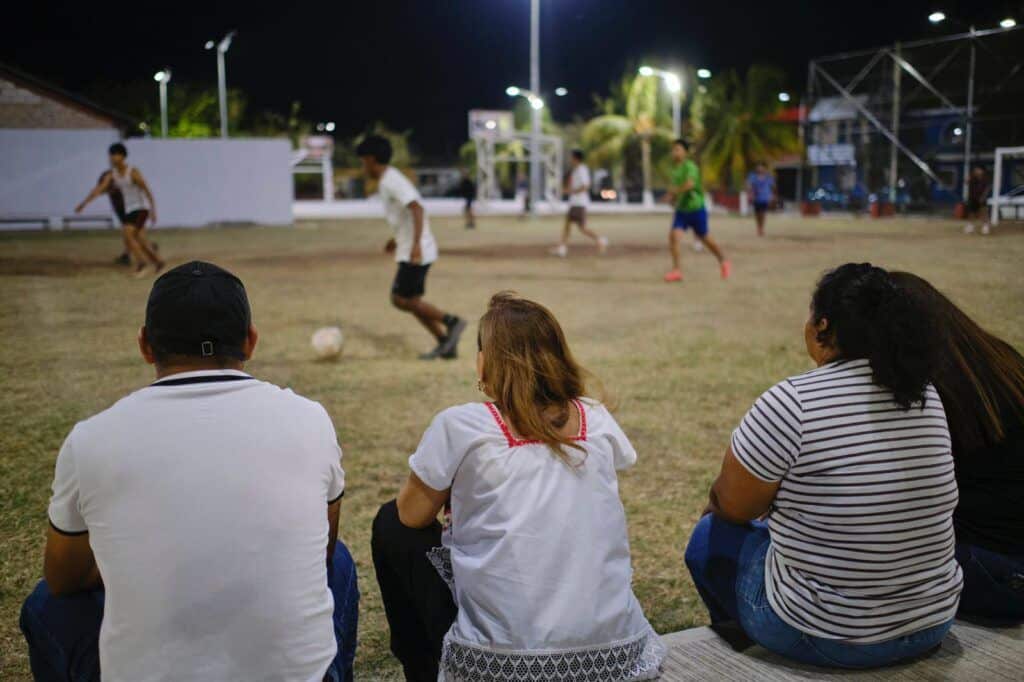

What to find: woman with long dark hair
left=891, top=271, right=1024, bottom=624
left=685, top=262, right=963, bottom=668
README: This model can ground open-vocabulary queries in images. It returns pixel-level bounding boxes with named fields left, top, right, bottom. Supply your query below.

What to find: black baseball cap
left=145, top=261, right=251, bottom=360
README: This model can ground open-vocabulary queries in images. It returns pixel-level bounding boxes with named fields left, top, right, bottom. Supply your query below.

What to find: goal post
left=991, top=146, right=1024, bottom=226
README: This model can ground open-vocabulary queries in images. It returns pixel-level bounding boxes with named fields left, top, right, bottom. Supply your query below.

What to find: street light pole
left=206, top=31, right=236, bottom=139
left=153, top=69, right=171, bottom=138
left=962, top=26, right=976, bottom=202
left=528, top=0, right=544, bottom=215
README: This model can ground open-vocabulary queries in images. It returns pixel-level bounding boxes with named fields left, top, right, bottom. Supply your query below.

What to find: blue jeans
left=20, top=542, right=359, bottom=682
left=956, top=542, right=1024, bottom=624
left=684, top=514, right=953, bottom=669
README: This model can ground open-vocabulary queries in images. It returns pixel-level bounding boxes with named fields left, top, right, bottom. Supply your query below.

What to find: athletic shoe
left=664, top=269, right=682, bottom=282
left=419, top=340, right=446, bottom=360
left=132, top=264, right=151, bottom=279
left=693, top=241, right=704, bottom=252
left=439, top=317, right=467, bottom=358
left=598, top=236, right=609, bottom=254
left=550, top=244, right=568, bottom=258
left=964, top=224, right=975, bottom=234
left=981, top=224, right=990, bottom=235
left=114, top=253, right=130, bottom=266
left=721, top=260, right=732, bottom=280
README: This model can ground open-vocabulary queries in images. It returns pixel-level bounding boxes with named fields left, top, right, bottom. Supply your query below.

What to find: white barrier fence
left=0, top=131, right=293, bottom=230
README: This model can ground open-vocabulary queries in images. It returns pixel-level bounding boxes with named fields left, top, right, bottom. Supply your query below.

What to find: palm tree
left=582, top=71, right=675, bottom=203
left=698, top=65, right=800, bottom=191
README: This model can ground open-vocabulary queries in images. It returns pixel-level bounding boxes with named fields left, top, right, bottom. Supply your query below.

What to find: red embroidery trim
left=485, top=399, right=587, bottom=447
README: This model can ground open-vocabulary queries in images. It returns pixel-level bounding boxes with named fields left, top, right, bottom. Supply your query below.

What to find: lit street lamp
left=928, top=11, right=946, bottom=24
left=696, top=68, right=712, bottom=79
left=778, top=92, right=791, bottom=102
left=153, top=68, right=171, bottom=138
left=1001, top=18, right=1017, bottom=28
left=637, top=65, right=683, bottom=137
left=506, top=85, right=545, bottom=111
left=205, top=30, right=236, bottom=139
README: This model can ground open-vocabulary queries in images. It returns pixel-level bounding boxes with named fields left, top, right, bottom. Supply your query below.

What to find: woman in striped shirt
left=685, top=262, right=962, bottom=668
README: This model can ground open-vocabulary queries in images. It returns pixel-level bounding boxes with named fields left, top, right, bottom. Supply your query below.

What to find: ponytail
left=811, top=263, right=935, bottom=408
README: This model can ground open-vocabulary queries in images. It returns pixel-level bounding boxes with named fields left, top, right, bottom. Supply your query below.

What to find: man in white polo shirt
left=356, top=134, right=467, bottom=361
left=19, top=261, right=358, bottom=682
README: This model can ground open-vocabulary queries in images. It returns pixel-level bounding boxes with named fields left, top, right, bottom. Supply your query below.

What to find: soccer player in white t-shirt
left=357, top=135, right=467, bottom=360
left=19, top=261, right=359, bottom=682
left=551, top=149, right=608, bottom=258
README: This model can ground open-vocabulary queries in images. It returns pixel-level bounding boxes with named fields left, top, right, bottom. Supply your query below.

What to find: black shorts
left=124, top=209, right=149, bottom=228
left=568, top=206, right=586, bottom=223
left=967, top=198, right=983, bottom=214
left=392, top=262, right=430, bottom=298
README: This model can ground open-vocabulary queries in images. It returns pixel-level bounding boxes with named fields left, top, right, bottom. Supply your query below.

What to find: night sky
left=4, top=0, right=1020, bottom=160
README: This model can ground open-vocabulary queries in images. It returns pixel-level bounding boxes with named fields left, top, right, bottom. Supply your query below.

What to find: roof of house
left=0, top=61, right=138, bottom=131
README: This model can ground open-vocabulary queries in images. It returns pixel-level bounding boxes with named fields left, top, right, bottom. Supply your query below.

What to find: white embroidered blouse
left=409, top=399, right=665, bottom=681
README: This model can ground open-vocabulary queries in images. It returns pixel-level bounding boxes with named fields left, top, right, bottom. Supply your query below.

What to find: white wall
left=0, top=131, right=293, bottom=228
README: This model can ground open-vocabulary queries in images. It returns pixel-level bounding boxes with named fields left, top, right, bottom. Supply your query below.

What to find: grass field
left=2, top=212, right=1022, bottom=679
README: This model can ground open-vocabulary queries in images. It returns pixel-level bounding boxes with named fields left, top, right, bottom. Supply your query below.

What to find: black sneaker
left=439, top=318, right=467, bottom=359
left=419, top=339, right=446, bottom=360
left=115, top=253, right=130, bottom=266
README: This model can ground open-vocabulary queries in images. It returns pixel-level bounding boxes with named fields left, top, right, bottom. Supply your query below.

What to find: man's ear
left=242, top=324, right=259, bottom=361
left=138, top=326, right=156, bottom=365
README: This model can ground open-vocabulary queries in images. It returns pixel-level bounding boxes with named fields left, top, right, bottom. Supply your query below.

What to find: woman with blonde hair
left=371, top=292, right=664, bottom=681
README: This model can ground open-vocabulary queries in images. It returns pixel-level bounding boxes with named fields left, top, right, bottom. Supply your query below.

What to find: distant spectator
left=745, top=161, right=775, bottom=237
left=458, top=171, right=476, bottom=229
left=892, top=271, right=1024, bottom=625
left=20, top=261, right=358, bottom=682
left=964, top=167, right=991, bottom=235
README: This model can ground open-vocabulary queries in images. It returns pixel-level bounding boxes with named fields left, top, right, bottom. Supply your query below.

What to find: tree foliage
left=697, top=65, right=800, bottom=191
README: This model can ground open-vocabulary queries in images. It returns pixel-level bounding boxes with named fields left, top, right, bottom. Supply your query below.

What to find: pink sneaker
left=720, top=260, right=732, bottom=280
left=664, top=269, right=682, bottom=282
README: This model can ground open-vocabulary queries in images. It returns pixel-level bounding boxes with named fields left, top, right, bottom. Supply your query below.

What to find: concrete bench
left=659, top=621, right=1023, bottom=680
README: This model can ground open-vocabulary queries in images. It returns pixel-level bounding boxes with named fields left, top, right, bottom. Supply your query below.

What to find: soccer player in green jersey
left=663, top=139, right=730, bottom=282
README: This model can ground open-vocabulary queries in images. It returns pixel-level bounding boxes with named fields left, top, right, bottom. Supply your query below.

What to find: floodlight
left=697, top=68, right=711, bottom=79
left=153, top=70, right=170, bottom=83
left=529, top=96, right=544, bottom=110
left=555, top=87, right=568, bottom=96
left=1000, top=18, right=1016, bottom=28
left=778, top=92, right=791, bottom=102
left=485, top=120, right=497, bottom=130
left=638, top=66, right=655, bottom=77
left=953, top=127, right=963, bottom=136
left=506, top=86, right=521, bottom=96
left=928, top=12, right=946, bottom=24
left=205, top=40, right=215, bottom=50
left=325, top=122, right=336, bottom=132
left=664, top=73, right=681, bottom=93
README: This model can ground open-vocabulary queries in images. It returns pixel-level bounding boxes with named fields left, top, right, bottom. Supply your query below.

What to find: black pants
left=371, top=500, right=457, bottom=682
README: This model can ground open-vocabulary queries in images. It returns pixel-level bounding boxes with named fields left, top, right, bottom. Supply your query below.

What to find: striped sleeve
left=731, top=379, right=803, bottom=482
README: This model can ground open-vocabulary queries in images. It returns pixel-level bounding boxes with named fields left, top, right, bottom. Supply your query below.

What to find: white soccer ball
left=311, top=326, right=344, bottom=360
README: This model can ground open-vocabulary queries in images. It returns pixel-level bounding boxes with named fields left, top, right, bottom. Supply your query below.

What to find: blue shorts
left=672, top=208, right=708, bottom=237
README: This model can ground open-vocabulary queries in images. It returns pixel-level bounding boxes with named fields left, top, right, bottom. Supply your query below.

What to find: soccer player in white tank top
left=76, top=143, right=165, bottom=277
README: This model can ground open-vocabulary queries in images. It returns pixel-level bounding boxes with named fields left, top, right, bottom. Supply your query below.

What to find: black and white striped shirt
left=731, top=359, right=963, bottom=643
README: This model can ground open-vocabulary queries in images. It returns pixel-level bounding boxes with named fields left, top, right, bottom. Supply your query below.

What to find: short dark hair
left=571, top=149, right=584, bottom=161
left=673, top=138, right=689, bottom=151
left=356, top=135, right=392, bottom=164
left=811, top=263, right=935, bottom=409
left=109, top=142, right=127, bottom=157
